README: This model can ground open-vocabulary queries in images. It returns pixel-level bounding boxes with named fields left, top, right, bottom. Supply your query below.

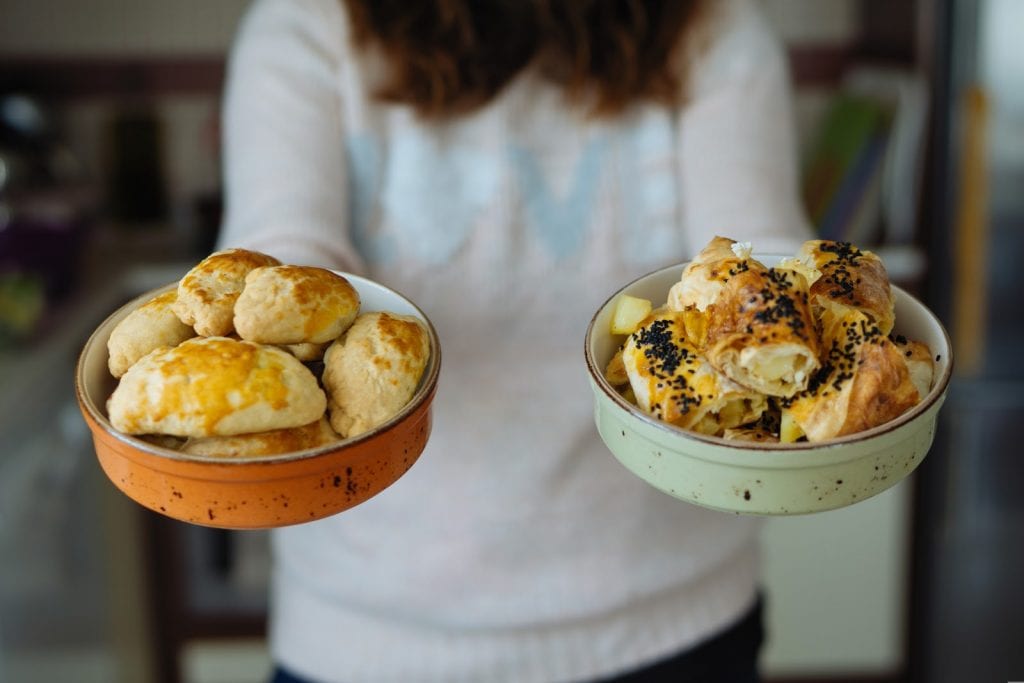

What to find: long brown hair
left=342, top=0, right=712, bottom=119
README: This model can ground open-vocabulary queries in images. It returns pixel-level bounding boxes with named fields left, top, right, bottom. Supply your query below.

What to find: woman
left=218, top=0, right=812, bottom=680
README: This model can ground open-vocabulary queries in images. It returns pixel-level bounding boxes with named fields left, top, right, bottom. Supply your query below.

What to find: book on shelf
left=802, top=66, right=928, bottom=248
left=844, top=67, right=930, bottom=247
left=802, top=92, right=894, bottom=246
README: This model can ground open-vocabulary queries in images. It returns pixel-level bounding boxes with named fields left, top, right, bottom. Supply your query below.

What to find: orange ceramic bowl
left=76, top=273, right=441, bottom=530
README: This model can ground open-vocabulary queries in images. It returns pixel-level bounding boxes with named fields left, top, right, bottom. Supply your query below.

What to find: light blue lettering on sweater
left=384, top=130, right=501, bottom=264
left=348, top=131, right=502, bottom=265
left=347, top=118, right=679, bottom=266
left=346, top=134, right=395, bottom=264
left=510, top=138, right=607, bottom=261
left=616, top=112, right=683, bottom=263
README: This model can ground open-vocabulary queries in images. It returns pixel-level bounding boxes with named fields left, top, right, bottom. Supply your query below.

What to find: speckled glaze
left=585, top=260, right=953, bottom=515
left=76, top=274, right=441, bottom=529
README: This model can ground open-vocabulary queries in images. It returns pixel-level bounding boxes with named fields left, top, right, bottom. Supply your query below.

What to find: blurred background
left=0, top=0, right=1021, bottom=682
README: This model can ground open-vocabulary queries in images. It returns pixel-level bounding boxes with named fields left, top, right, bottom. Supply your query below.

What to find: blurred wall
left=0, top=0, right=249, bottom=54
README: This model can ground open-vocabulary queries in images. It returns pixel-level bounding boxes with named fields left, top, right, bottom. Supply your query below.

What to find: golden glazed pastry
left=107, top=290, right=196, bottom=378
left=234, top=265, right=360, bottom=345
left=604, top=348, right=629, bottom=387
left=667, top=236, right=766, bottom=314
left=173, top=248, right=281, bottom=337
left=621, top=309, right=767, bottom=436
left=792, top=240, right=896, bottom=336
left=180, top=416, right=339, bottom=457
left=107, top=336, right=326, bottom=437
left=722, top=426, right=779, bottom=443
left=667, top=236, right=820, bottom=397
left=279, top=341, right=330, bottom=362
left=608, top=237, right=931, bottom=442
left=323, top=312, right=430, bottom=438
left=701, top=266, right=821, bottom=398
left=891, top=334, right=935, bottom=399
left=781, top=309, right=921, bottom=442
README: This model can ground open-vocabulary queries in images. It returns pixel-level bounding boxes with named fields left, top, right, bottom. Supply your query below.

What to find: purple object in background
left=0, top=192, right=92, bottom=301
left=0, top=93, right=95, bottom=342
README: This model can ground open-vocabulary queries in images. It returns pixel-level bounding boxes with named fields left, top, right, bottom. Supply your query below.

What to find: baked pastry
left=609, top=237, right=930, bottom=442
left=781, top=309, right=920, bottom=442
left=173, top=248, right=281, bottom=337
left=234, top=265, right=360, bottom=345
left=107, top=336, right=326, bottom=437
left=279, top=341, right=330, bottom=362
left=621, top=309, right=767, bottom=435
left=790, top=240, right=896, bottom=336
left=181, top=416, right=339, bottom=457
left=722, top=426, right=778, bottom=443
left=703, top=265, right=821, bottom=397
left=322, top=312, right=430, bottom=438
left=604, top=348, right=629, bottom=386
left=667, top=236, right=767, bottom=314
left=669, top=237, right=820, bottom=397
left=892, top=334, right=935, bottom=399
left=107, top=290, right=195, bottom=377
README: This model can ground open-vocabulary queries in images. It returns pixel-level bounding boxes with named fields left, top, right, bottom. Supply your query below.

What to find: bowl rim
left=76, top=271, right=442, bottom=466
left=584, top=261, right=953, bottom=453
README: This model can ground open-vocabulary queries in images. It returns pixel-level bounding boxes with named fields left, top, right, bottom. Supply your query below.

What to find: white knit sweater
left=219, top=1, right=812, bottom=681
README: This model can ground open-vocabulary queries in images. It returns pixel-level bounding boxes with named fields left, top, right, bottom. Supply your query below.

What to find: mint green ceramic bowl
left=584, top=260, right=952, bottom=515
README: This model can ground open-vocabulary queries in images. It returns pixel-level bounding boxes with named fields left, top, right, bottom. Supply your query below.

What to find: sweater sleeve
left=218, top=0, right=365, bottom=272
left=678, top=0, right=814, bottom=258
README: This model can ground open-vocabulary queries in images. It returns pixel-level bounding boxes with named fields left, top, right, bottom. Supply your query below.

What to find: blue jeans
left=272, top=596, right=764, bottom=683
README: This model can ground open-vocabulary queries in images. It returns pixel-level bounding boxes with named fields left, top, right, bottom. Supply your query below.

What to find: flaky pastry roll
left=667, top=236, right=766, bottom=314
left=667, top=237, right=820, bottom=397
left=782, top=309, right=920, bottom=442
left=722, top=426, right=779, bottom=443
left=701, top=265, right=821, bottom=397
left=622, top=309, right=767, bottom=436
left=891, top=334, right=935, bottom=399
left=791, top=240, right=896, bottom=336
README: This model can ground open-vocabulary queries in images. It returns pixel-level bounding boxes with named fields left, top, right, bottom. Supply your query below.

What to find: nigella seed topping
left=821, top=240, right=864, bottom=264
left=750, top=268, right=808, bottom=338
left=634, top=319, right=688, bottom=377
left=819, top=242, right=868, bottom=302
